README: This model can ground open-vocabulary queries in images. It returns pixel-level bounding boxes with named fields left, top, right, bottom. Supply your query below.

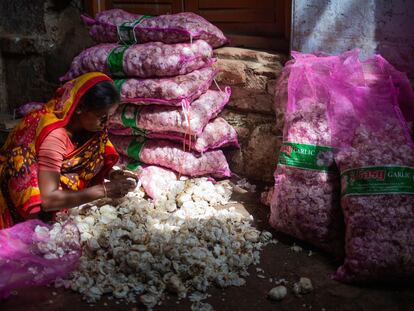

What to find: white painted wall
left=291, top=0, right=414, bottom=77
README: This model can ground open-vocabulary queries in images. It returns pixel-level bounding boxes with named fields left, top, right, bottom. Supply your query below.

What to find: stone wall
left=0, top=0, right=92, bottom=113
left=214, top=48, right=286, bottom=182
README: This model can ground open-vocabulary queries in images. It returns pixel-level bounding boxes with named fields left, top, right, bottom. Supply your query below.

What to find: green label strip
left=131, top=127, right=147, bottom=136
left=278, top=142, right=337, bottom=172
left=127, top=138, right=146, bottom=162
left=118, top=15, right=153, bottom=45
left=341, top=166, right=414, bottom=197
left=120, top=104, right=147, bottom=136
left=126, top=161, right=142, bottom=171
left=121, top=104, right=140, bottom=128
left=107, top=45, right=129, bottom=77
left=114, top=79, right=126, bottom=93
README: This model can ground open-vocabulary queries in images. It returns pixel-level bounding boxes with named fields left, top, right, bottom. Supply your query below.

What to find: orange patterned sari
left=0, top=72, right=119, bottom=229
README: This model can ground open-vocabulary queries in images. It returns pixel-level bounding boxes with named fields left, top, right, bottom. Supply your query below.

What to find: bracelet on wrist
left=102, top=183, right=108, bottom=198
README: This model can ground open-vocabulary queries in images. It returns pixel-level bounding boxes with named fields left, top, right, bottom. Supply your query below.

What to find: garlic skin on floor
left=55, top=178, right=275, bottom=309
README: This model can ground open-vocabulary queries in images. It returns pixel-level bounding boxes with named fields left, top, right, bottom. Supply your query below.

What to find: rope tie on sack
left=213, top=78, right=223, bottom=93
left=117, top=15, right=152, bottom=45
left=178, top=98, right=193, bottom=179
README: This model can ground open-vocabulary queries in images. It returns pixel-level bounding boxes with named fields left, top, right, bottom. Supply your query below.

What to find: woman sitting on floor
left=0, top=72, right=136, bottom=229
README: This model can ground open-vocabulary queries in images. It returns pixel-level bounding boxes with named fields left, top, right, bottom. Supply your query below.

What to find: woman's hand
left=38, top=170, right=138, bottom=212
left=103, top=178, right=137, bottom=199
left=109, top=169, right=139, bottom=182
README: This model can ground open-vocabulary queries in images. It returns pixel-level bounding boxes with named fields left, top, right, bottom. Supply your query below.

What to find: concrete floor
left=1, top=188, right=414, bottom=311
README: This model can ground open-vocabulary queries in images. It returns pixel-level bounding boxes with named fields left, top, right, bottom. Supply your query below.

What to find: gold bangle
left=103, top=183, right=108, bottom=198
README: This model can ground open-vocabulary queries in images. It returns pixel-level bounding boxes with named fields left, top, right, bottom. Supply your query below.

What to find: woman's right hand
left=102, top=178, right=136, bottom=199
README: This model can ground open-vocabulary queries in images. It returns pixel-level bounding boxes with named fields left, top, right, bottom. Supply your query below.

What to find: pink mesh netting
left=0, top=220, right=81, bottom=298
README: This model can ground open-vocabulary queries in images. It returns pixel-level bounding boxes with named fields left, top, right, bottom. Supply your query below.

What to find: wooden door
left=84, top=0, right=183, bottom=16
left=184, top=0, right=290, bottom=51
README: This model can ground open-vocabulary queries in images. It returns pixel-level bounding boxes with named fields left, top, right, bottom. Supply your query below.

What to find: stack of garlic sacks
left=56, top=10, right=280, bottom=309
left=61, top=9, right=239, bottom=202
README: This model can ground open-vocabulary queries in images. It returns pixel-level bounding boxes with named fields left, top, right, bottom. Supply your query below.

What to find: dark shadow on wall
left=0, top=0, right=93, bottom=112
left=374, top=0, right=414, bottom=78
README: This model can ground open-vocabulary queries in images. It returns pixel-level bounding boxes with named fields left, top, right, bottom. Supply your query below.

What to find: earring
left=76, top=109, right=82, bottom=114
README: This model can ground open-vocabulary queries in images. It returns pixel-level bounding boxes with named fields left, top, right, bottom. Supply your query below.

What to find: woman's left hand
left=109, top=169, right=139, bottom=182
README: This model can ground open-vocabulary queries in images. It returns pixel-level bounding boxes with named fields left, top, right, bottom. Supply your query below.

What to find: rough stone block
left=224, top=86, right=274, bottom=114
left=220, top=109, right=282, bottom=182
left=215, top=59, right=247, bottom=85
left=214, top=47, right=285, bottom=92
left=214, top=47, right=286, bottom=65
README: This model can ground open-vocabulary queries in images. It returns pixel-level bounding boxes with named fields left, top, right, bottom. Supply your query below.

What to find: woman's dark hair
left=80, top=81, right=120, bottom=111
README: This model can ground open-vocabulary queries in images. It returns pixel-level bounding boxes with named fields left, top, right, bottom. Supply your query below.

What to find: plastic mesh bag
left=110, top=136, right=231, bottom=178
left=361, top=55, right=414, bottom=123
left=109, top=117, right=239, bottom=154
left=273, top=59, right=294, bottom=131
left=60, top=40, right=214, bottom=81
left=81, top=9, right=228, bottom=48
left=327, top=54, right=414, bottom=283
left=108, top=88, right=231, bottom=136
left=81, top=9, right=141, bottom=43
left=116, top=66, right=217, bottom=106
left=270, top=51, right=346, bottom=256
left=0, top=220, right=81, bottom=298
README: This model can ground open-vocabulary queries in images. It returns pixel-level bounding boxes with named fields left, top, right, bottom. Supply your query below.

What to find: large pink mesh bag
left=81, top=9, right=228, bottom=48
left=270, top=52, right=346, bottom=256
left=60, top=40, right=214, bottom=81
left=362, top=55, right=414, bottom=137
left=109, top=117, right=239, bottom=153
left=0, top=220, right=81, bottom=298
left=361, top=55, right=414, bottom=123
left=108, top=88, right=231, bottom=136
left=116, top=157, right=180, bottom=201
left=110, top=136, right=231, bottom=178
left=116, top=66, right=217, bottom=106
left=327, top=54, right=414, bottom=283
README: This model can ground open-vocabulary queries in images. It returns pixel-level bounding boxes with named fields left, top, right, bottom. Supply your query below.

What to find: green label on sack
left=341, top=166, right=414, bottom=197
left=107, top=45, right=129, bottom=77
left=118, top=15, right=153, bottom=44
left=127, top=137, right=146, bottom=161
left=131, top=127, right=147, bottom=136
left=121, top=104, right=140, bottom=128
left=114, top=79, right=126, bottom=93
left=126, top=161, right=142, bottom=171
left=278, top=142, right=337, bottom=172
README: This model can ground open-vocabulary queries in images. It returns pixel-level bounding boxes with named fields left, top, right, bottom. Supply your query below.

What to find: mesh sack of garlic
left=109, top=117, right=239, bottom=154
left=60, top=40, right=214, bottom=81
left=270, top=52, right=346, bottom=256
left=0, top=219, right=81, bottom=298
left=327, top=54, right=414, bottom=283
left=115, top=66, right=217, bottom=106
left=81, top=9, right=228, bottom=48
left=108, top=88, right=231, bottom=136
left=54, top=177, right=275, bottom=309
left=110, top=136, right=231, bottom=178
